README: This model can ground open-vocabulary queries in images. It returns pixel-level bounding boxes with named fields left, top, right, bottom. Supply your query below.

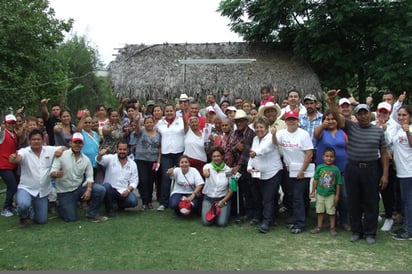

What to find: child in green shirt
left=310, top=147, right=342, bottom=236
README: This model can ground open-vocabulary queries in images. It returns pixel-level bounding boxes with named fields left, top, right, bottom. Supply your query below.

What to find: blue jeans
left=259, top=170, right=282, bottom=227
left=201, top=196, right=231, bottom=227
left=0, top=169, right=17, bottom=210
left=57, top=184, right=106, bottom=222
left=159, top=153, right=182, bottom=207
left=169, top=193, right=201, bottom=214
left=103, top=183, right=138, bottom=212
left=17, top=189, right=48, bottom=224
left=399, top=177, right=412, bottom=233
left=288, top=174, right=310, bottom=229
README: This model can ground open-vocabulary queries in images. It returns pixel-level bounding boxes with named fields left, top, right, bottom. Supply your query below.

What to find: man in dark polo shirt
left=326, top=90, right=389, bottom=244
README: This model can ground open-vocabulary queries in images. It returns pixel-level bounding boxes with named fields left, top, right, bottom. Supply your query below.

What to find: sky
left=48, top=0, right=243, bottom=67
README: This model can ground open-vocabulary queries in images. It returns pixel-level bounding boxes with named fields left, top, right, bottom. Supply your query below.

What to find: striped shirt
left=344, top=120, right=387, bottom=162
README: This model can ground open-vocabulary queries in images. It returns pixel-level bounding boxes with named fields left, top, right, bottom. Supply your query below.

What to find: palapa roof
left=108, top=42, right=322, bottom=104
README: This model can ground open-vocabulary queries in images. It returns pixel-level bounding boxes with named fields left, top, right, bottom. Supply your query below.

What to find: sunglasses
left=73, top=141, right=83, bottom=144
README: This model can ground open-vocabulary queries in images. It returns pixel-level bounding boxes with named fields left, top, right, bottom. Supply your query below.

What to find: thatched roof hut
left=109, top=42, right=322, bottom=105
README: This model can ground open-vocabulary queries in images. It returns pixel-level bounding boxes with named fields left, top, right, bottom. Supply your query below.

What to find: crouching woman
left=201, top=147, right=234, bottom=227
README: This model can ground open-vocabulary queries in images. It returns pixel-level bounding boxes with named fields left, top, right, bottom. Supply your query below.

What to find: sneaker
left=148, top=203, right=154, bottom=209
left=1, top=209, right=13, bottom=217
left=286, top=224, right=295, bottom=230
left=290, top=228, right=303, bottom=234
left=391, top=228, right=406, bottom=237
left=365, top=235, right=376, bottom=244
left=258, top=223, right=270, bottom=234
left=392, top=231, right=412, bottom=241
left=157, top=205, right=165, bottom=212
left=86, top=215, right=108, bottom=223
left=350, top=233, right=361, bottom=242
left=140, top=205, right=147, bottom=212
left=378, top=215, right=383, bottom=223
left=381, top=218, right=394, bottom=232
left=278, top=206, right=287, bottom=213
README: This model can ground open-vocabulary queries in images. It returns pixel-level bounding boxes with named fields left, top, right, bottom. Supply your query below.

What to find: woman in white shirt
left=390, top=105, right=412, bottom=240
left=248, top=117, right=283, bottom=233
left=202, top=147, right=234, bottom=227
left=184, top=116, right=208, bottom=175
left=273, top=110, right=313, bottom=234
left=167, top=155, right=204, bottom=218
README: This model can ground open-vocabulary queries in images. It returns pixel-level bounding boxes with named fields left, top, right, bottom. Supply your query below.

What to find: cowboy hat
left=258, top=102, right=281, bottom=119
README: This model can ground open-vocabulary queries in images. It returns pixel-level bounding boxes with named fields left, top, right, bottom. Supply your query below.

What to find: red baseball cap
left=205, top=202, right=221, bottom=222
left=284, top=110, right=299, bottom=120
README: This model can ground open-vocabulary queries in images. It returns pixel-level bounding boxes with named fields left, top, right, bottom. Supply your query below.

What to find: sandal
left=310, top=227, right=322, bottom=234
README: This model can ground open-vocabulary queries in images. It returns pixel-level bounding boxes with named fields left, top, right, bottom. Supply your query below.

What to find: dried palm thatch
left=108, top=42, right=322, bottom=104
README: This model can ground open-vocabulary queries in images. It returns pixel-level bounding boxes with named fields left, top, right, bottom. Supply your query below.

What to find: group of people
left=0, top=87, right=411, bottom=244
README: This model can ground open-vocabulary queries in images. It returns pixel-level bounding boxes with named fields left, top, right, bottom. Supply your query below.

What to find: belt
left=348, top=160, right=377, bottom=168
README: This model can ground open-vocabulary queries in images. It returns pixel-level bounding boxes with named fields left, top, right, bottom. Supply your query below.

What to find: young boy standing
left=310, top=147, right=342, bottom=236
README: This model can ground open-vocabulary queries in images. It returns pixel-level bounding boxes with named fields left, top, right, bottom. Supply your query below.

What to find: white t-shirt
left=276, top=128, right=313, bottom=168
left=170, top=167, right=204, bottom=196
left=184, top=128, right=207, bottom=162
left=391, top=124, right=412, bottom=178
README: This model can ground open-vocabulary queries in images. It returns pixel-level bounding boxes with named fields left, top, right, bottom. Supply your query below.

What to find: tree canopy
left=0, top=0, right=117, bottom=119
left=218, top=0, right=412, bottom=101
left=0, top=0, right=73, bottom=114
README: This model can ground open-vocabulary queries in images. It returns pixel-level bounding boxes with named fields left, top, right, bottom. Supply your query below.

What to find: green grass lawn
left=0, top=182, right=411, bottom=271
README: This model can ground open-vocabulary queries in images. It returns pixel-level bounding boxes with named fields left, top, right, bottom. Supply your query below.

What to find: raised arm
left=40, top=98, right=50, bottom=121
left=326, top=90, right=345, bottom=128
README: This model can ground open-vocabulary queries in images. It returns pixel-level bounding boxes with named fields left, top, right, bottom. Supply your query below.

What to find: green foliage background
left=218, top=0, right=412, bottom=102
left=0, top=0, right=117, bottom=118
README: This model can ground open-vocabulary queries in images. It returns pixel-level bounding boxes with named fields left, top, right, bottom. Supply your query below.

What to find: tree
left=0, top=0, right=72, bottom=115
left=218, top=0, right=412, bottom=101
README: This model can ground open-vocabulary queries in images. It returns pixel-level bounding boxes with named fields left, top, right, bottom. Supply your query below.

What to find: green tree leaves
left=0, top=0, right=72, bottom=114
left=218, top=0, right=412, bottom=100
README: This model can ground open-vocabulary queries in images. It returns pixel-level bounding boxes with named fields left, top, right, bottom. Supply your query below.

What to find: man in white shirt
left=9, top=129, right=66, bottom=228
left=51, top=133, right=107, bottom=222
left=279, top=89, right=307, bottom=119
left=97, top=141, right=139, bottom=216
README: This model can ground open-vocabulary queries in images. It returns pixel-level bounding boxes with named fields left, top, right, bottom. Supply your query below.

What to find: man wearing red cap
left=51, top=132, right=107, bottom=222
left=0, top=114, right=19, bottom=217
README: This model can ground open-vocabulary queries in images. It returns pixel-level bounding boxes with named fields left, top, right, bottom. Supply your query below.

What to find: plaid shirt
left=299, top=111, right=323, bottom=149
left=230, top=126, right=256, bottom=166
